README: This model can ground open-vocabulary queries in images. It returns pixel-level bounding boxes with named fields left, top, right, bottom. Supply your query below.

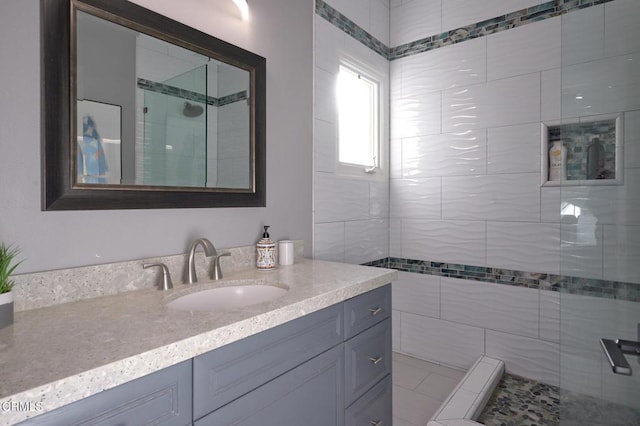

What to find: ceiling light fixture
left=232, top=0, right=249, bottom=20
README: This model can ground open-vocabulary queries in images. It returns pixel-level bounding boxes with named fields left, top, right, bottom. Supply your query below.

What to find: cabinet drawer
left=344, top=318, right=392, bottom=406
left=343, top=284, right=391, bottom=340
left=193, top=303, right=343, bottom=419
left=345, top=375, right=392, bottom=426
left=195, top=345, right=345, bottom=426
left=20, top=360, right=192, bottom=426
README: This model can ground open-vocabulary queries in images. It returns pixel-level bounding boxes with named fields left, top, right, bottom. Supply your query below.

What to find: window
left=337, top=63, right=380, bottom=173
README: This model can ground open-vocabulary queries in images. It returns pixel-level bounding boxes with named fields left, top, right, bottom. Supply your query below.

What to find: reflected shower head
left=183, top=102, right=204, bottom=117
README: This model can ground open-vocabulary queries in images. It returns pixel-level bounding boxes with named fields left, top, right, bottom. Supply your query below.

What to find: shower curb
left=428, top=356, right=504, bottom=426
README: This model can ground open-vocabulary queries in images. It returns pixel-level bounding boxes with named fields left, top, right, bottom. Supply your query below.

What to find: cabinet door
left=20, top=360, right=192, bottom=426
left=195, top=345, right=345, bottom=426
left=345, top=376, right=392, bottom=426
left=344, top=318, right=392, bottom=406
left=193, top=303, right=343, bottom=419
left=344, top=284, right=391, bottom=339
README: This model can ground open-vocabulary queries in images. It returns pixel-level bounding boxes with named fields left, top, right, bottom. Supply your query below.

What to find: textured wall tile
left=392, top=309, right=401, bottom=351
left=370, top=180, right=390, bottom=218
left=541, top=187, right=561, bottom=223
left=314, top=118, right=337, bottom=173
left=562, top=5, right=605, bottom=67
left=441, top=277, right=540, bottom=338
left=390, top=137, right=403, bottom=178
left=370, top=0, right=390, bottom=46
left=403, top=130, right=487, bottom=178
left=539, top=290, right=560, bottom=343
left=314, top=67, right=337, bottom=123
left=559, top=292, right=640, bottom=357
left=604, top=0, right=640, bottom=58
left=401, top=312, right=485, bottom=369
left=313, top=222, right=345, bottom=262
left=603, top=224, right=640, bottom=283
left=441, top=0, right=542, bottom=32
left=541, top=69, right=562, bottom=122
left=315, top=16, right=342, bottom=73
left=345, top=219, right=390, bottom=264
left=393, top=271, right=441, bottom=318
left=389, top=218, right=402, bottom=257
left=401, top=37, right=486, bottom=93
left=487, top=17, right=561, bottom=81
left=625, top=110, right=640, bottom=169
left=390, top=177, right=441, bottom=219
left=561, top=223, right=604, bottom=280
left=390, top=0, right=441, bottom=47
left=487, top=123, right=540, bottom=174
left=402, top=219, right=486, bottom=266
left=558, top=169, right=640, bottom=226
left=486, top=330, right=560, bottom=386
left=442, top=174, right=541, bottom=222
left=391, top=92, right=442, bottom=139
left=314, top=173, right=370, bottom=222
left=559, top=351, right=602, bottom=398
left=442, top=73, right=541, bottom=132
left=487, top=222, right=561, bottom=274
left=561, top=52, right=640, bottom=118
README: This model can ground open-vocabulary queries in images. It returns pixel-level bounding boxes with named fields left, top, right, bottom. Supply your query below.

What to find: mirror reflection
left=76, top=10, right=251, bottom=189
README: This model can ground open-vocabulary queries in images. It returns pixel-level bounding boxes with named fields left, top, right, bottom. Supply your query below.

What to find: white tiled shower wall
left=314, top=0, right=640, bottom=407
left=313, top=0, right=391, bottom=265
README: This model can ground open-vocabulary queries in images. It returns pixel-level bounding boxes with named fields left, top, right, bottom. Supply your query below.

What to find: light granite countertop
left=0, top=259, right=395, bottom=425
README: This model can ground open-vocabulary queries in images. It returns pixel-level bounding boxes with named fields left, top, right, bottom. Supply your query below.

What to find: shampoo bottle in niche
left=549, top=139, right=567, bottom=181
left=587, top=137, right=605, bottom=180
left=256, top=226, right=276, bottom=270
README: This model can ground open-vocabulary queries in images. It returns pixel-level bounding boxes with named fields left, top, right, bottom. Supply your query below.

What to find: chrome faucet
left=187, top=238, right=216, bottom=284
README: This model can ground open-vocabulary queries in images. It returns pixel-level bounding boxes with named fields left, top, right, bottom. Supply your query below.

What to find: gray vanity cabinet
left=19, top=359, right=193, bottom=426
left=18, top=285, right=392, bottom=426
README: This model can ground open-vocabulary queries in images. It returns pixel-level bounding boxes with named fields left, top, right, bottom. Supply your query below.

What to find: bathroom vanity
left=0, top=260, right=395, bottom=425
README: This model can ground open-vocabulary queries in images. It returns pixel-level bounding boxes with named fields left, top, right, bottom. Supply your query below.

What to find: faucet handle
left=143, top=263, right=174, bottom=291
left=212, top=252, right=231, bottom=281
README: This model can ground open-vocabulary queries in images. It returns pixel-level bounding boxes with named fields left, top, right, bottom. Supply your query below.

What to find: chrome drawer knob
left=368, top=356, right=383, bottom=365
left=369, top=306, right=382, bottom=316
left=369, top=420, right=382, bottom=426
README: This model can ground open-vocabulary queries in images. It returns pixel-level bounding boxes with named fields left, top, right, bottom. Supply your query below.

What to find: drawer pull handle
left=368, top=356, right=383, bottom=365
left=369, top=306, right=382, bottom=316
left=369, top=420, right=383, bottom=426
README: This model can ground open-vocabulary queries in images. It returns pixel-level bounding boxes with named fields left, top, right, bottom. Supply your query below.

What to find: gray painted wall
left=0, top=0, right=313, bottom=273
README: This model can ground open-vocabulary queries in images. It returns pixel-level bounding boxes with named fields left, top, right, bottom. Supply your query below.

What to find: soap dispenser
left=256, top=226, right=276, bottom=270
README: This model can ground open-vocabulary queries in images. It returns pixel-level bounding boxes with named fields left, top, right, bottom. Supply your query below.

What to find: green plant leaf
left=0, top=243, right=22, bottom=294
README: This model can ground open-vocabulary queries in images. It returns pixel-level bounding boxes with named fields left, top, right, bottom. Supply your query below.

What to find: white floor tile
left=393, top=352, right=468, bottom=424
left=394, top=385, right=443, bottom=425
left=415, top=373, right=460, bottom=401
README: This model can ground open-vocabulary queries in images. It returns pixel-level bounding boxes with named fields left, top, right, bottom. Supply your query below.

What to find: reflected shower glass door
left=142, top=64, right=207, bottom=187
left=558, top=1, right=640, bottom=423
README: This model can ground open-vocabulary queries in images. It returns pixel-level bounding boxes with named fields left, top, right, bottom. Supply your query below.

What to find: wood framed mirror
left=42, top=0, right=266, bottom=210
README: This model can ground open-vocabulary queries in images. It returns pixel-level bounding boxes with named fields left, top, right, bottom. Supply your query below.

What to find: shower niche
left=541, top=114, right=624, bottom=186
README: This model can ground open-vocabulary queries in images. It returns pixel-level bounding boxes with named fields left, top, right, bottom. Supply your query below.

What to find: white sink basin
left=167, top=283, right=289, bottom=312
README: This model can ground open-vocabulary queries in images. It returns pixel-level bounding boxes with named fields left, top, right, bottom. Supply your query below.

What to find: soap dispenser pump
left=256, top=225, right=276, bottom=270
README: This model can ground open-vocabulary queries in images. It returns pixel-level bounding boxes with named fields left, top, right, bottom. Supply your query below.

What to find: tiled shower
left=313, top=0, right=640, bottom=423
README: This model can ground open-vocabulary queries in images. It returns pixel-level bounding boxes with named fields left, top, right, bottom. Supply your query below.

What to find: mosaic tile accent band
left=315, top=0, right=389, bottom=59
left=363, top=257, right=640, bottom=302
left=316, top=0, right=615, bottom=61
left=389, top=0, right=617, bottom=60
left=137, top=78, right=247, bottom=107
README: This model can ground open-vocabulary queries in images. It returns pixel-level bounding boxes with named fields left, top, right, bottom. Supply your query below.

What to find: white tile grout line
left=427, top=355, right=504, bottom=426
